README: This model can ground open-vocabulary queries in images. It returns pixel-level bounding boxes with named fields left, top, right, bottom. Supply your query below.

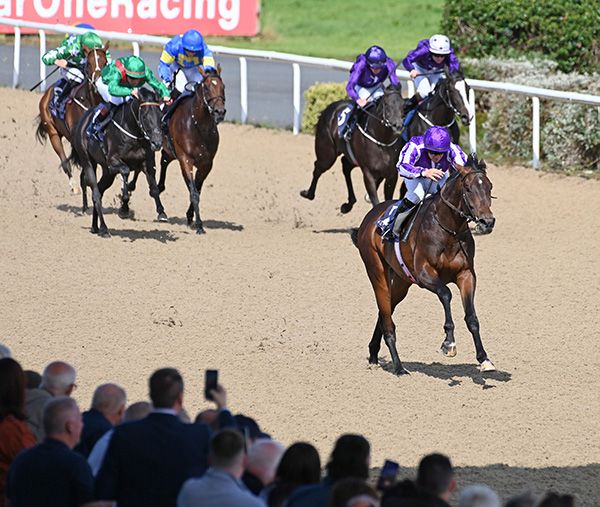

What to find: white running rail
left=2, top=17, right=600, bottom=169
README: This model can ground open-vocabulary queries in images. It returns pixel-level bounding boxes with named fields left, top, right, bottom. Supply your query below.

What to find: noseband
left=199, top=77, right=225, bottom=115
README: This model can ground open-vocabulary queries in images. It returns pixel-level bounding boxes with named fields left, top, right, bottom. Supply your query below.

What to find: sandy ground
left=1, top=87, right=599, bottom=504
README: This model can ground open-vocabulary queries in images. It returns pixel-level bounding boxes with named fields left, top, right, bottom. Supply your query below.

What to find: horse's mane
left=138, top=87, right=160, bottom=101
left=203, top=68, right=220, bottom=78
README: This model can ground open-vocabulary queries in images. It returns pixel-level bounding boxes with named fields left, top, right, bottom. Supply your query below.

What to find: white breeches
left=413, top=63, right=443, bottom=97
left=354, top=84, right=385, bottom=102
left=95, top=78, right=131, bottom=105
left=174, top=66, right=203, bottom=93
left=404, top=171, right=449, bottom=203
left=60, top=67, right=84, bottom=84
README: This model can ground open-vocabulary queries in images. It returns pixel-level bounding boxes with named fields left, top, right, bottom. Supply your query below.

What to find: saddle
left=376, top=201, right=419, bottom=240
left=161, top=89, right=193, bottom=131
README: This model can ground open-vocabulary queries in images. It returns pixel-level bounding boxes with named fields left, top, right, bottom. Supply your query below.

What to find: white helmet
left=429, top=34, right=451, bottom=55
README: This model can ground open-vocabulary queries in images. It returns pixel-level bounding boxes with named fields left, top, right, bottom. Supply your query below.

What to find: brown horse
left=158, top=66, right=226, bottom=234
left=35, top=45, right=109, bottom=193
left=300, top=84, right=404, bottom=214
left=352, top=154, right=496, bottom=375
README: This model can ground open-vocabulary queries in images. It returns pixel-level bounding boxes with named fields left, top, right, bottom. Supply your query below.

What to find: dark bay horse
left=406, top=67, right=472, bottom=143
left=158, top=66, right=226, bottom=234
left=300, top=85, right=404, bottom=214
left=70, top=88, right=165, bottom=236
left=35, top=45, right=109, bottom=193
left=352, top=154, right=496, bottom=375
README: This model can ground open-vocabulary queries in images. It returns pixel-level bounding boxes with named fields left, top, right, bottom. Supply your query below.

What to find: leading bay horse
left=300, top=84, right=404, bottom=214
left=158, top=66, right=226, bottom=234
left=352, top=154, right=496, bottom=375
left=406, top=66, right=472, bottom=143
left=35, top=45, right=109, bottom=193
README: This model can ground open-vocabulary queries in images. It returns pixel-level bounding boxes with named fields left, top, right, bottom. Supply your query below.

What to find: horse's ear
left=198, top=66, right=207, bottom=78
left=82, top=45, right=90, bottom=55
left=217, top=63, right=222, bottom=75
left=468, top=152, right=479, bottom=169
left=104, top=41, right=110, bottom=51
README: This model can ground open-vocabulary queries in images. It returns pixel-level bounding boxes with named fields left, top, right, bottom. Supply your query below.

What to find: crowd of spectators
left=0, top=343, right=577, bottom=507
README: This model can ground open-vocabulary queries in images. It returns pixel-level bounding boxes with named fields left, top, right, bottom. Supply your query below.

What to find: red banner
left=0, top=0, right=260, bottom=35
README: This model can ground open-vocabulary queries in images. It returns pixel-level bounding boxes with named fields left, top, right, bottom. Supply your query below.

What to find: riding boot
left=56, top=81, right=73, bottom=117
left=403, top=94, right=420, bottom=116
left=384, top=198, right=416, bottom=242
left=343, top=108, right=356, bottom=141
left=86, top=103, right=112, bottom=143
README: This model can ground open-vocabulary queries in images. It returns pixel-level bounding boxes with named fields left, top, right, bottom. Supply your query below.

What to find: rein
left=416, top=77, right=465, bottom=128
left=435, top=168, right=487, bottom=235
left=354, top=88, right=403, bottom=145
left=111, top=99, right=161, bottom=141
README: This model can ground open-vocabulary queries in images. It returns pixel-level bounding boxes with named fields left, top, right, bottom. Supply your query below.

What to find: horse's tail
left=35, top=115, right=48, bottom=144
left=68, top=147, right=81, bottom=169
left=350, top=227, right=360, bottom=248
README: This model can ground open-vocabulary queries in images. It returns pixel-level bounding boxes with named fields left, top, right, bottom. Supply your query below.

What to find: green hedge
left=302, top=82, right=347, bottom=134
left=465, top=57, right=599, bottom=173
left=442, top=0, right=600, bottom=73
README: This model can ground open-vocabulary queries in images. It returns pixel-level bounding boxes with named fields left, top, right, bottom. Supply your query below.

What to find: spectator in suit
left=75, top=383, right=126, bottom=457
left=382, top=453, right=456, bottom=507
left=242, top=438, right=285, bottom=495
left=25, top=360, right=77, bottom=441
left=266, top=442, right=321, bottom=507
left=95, top=367, right=234, bottom=507
left=459, top=485, right=500, bottom=507
left=7, top=396, right=94, bottom=507
left=0, top=358, right=36, bottom=507
left=177, top=428, right=264, bottom=507
left=87, top=401, right=152, bottom=476
left=329, top=478, right=379, bottom=507
left=286, top=434, right=371, bottom=507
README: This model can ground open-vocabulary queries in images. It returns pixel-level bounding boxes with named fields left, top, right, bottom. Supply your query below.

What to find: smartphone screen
left=377, top=459, right=400, bottom=491
left=204, top=369, right=218, bottom=401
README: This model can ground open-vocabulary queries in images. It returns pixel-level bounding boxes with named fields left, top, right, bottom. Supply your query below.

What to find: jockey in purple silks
left=338, top=45, right=399, bottom=140
left=402, top=34, right=461, bottom=113
left=378, top=126, right=467, bottom=241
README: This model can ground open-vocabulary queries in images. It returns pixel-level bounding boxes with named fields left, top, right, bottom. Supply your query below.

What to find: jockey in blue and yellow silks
left=158, top=29, right=216, bottom=94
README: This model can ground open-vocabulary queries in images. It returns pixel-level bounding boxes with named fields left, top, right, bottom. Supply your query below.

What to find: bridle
left=197, top=75, right=225, bottom=115
left=417, top=74, right=470, bottom=128
left=435, top=167, right=492, bottom=235
left=355, top=87, right=403, bottom=146
left=110, top=97, right=161, bottom=141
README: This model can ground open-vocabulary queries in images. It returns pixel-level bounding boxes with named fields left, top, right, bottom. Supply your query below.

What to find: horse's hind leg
left=362, top=170, right=380, bottom=208
left=340, top=156, right=357, bottom=214
left=300, top=132, right=338, bottom=201
left=366, top=255, right=408, bottom=375
left=158, top=151, right=172, bottom=194
left=96, top=170, right=117, bottom=236
left=456, top=270, right=495, bottom=371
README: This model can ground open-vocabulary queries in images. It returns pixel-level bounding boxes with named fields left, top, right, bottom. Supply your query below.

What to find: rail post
left=38, top=29, right=46, bottom=92
left=532, top=96, right=540, bottom=169
left=12, top=26, right=21, bottom=88
left=293, top=63, right=301, bottom=135
left=240, top=57, right=248, bottom=124
left=468, top=88, right=477, bottom=153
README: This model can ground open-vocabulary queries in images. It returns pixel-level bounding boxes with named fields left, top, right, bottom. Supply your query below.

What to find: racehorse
left=405, top=66, right=472, bottom=143
left=70, top=88, right=165, bottom=237
left=157, top=66, right=226, bottom=234
left=300, top=84, right=404, bottom=214
left=352, top=154, right=496, bottom=375
left=35, top=45, right=109, bottom=193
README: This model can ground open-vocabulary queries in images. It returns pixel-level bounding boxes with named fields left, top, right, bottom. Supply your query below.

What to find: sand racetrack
left=1, top=87, right=599, bottom=503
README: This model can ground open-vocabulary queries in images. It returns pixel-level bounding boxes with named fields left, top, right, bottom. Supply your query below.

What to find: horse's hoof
left=300, top=190, right=314, bottom=200
left=395, top=367, right=410, bottom=376
left=90, top=227, right=98, bottom=235
left=440, top=342, right=457, bottom=357
left=479, top=359, right=496, bottom=372
left=118, top=208, right=130, bottom=219
left=340, top=202, right=354, bottom=214
left=196, top=226, right=206, bottom=235
left=368, top=356, right=379, bottom=365
left=99, top=229, right=111, bottom=238
left=157, top=212, right=168, bottom=222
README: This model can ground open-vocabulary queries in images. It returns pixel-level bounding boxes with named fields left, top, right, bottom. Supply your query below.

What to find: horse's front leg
left=436, top=285, right=457, bottom=357
left=144, top=154, right=168, bottom=222
left=158, top=151, right=172, bottom=194
left=340, top=156, right=357, bottom=214
left=456, top=270, right=495, bottom=371
left=178, top=157, right=198, bottom=228
left=95, top=167, right=118, bottom=237
left=109, top=157, right=131, bottom=217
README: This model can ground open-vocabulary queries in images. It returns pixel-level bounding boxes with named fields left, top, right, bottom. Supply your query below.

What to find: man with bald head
left=75, top=383, right=126, bottom=457
left=7, top=397, right=95, bottom=506
left=25, top=360, right=77, bottom=441
left=242, top=438, right=285, bottom=495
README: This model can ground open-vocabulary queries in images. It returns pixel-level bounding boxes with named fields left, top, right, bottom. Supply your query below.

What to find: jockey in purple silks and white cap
left=401, top=34, right=462, bottom=113
left=338, top=45, right=399, bottom=140
left=379, top=126, right=467, bottom=241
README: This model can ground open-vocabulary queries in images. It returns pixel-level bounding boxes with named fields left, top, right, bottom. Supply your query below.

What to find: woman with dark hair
left=0, top=358, right=35, bottom=507
left=266, top=442, right=321, bottom=507
left=287, top=434, right=371, bottom=507
left=329, top=478, right=379, bottom=507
